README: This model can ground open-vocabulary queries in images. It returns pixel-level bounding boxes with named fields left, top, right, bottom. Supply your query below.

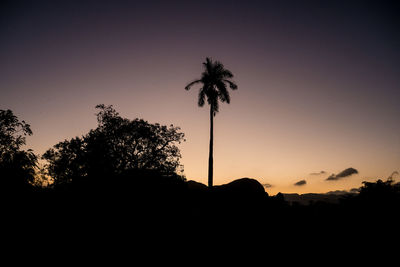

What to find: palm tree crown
left=185, top=57, right=237, bottom=115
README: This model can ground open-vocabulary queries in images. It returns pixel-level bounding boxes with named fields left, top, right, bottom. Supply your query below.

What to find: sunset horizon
left=22, top=102, right=398, bottom=196
left=1, top=0, right=399, bottom=195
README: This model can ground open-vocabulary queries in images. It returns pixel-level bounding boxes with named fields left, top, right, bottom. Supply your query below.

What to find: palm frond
left=214, top=60, right=224, bottom=72
left=223, top=79, right=238, bottom=90
left=206, top=89, right=219, bottom=114
left=216, top=81, right=230, bottom=103
left=221, top=69, right=233, bottom=78
left=198, top=88, right=206, bottom=107
left=210, top=97, right=219, bottom=115
left=201, top=73, right=211, bottom=85
left=203, top=57, right=213, bottom=75
left=185, top=79, right=201, bottom=90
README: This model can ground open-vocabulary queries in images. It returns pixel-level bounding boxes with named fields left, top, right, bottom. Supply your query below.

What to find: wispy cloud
left=326, top=167, right=358, bottom=181
left=262, top=183, right=273, bottom=188
left=310, top=171, right=326, bottom=175
left=294, top=180, right=307, bottom=186
left=349, top=188, right=360, bottom=193
left=326, top=189, right=359, bottom=195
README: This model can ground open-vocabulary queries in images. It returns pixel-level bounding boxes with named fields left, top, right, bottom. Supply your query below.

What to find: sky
left=1, top=0, right=399, bottom=194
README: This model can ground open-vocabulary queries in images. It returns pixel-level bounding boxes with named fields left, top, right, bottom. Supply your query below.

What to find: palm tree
left=185, top=57, right=238, bottom=187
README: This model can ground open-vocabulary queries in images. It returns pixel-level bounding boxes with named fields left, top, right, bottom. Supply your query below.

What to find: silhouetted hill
left=186, top=178, right=268, bottom=204
left=282, top=192, right=357, bottom=205
left=184, top=178, right=269, bottom=225
left=187, top=180, right=208, bottom=191
left=214, top=178, right=268, bottom=198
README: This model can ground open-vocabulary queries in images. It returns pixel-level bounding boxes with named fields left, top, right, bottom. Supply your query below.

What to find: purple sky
left=1, top=0, right=399, bottom=193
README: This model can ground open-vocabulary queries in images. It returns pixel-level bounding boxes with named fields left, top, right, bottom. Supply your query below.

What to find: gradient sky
left=1, top=0, right=399, bottom=194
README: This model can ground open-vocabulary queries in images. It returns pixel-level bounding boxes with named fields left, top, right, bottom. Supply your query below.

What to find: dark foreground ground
left=2, top=174, right=399, bottom=261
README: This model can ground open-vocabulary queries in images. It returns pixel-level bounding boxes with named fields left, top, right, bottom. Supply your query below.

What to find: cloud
left=294, top=180, right=307, bottom=186
left=349, top=188, right=360, bottom=193
left=326, top=167, right=358, bottom=181
left=310, top=171, right=326, bottom=175
left=388, top=171, right=399, bottom=180
left=326, top=189, right=359, bottom=195
left=262, top=183, right=273, bottom=188
left=326, top=175, right=336, bottom=181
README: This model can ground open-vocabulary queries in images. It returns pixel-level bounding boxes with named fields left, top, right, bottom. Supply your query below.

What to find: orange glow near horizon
left=22, top=77, right=399, bottom=195
left=2, top=1, right=399, bottom=194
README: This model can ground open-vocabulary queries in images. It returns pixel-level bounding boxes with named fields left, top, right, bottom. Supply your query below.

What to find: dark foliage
left=346, top=178, right=400, bottom=218
left=0, top=109, right=37, bottom=191
left=42, top=104, right=185, bottom=186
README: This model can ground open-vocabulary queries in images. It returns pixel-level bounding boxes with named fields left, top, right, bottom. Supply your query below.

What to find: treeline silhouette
left=1, top=106, right=400, bottom=243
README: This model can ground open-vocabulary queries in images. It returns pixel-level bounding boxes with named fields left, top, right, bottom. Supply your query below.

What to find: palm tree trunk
left=208, top=105, right=214, bottom=188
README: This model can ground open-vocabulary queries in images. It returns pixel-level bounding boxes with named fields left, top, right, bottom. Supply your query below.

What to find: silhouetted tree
left=43, top=105, right=185, bottom=186
left=42, top=137, right=86, bottom=185
left=358, top=178, right=400, bottom=206
left=0, top=109, right=37, bottom=191
left=185, top=58, right=237, bottom=187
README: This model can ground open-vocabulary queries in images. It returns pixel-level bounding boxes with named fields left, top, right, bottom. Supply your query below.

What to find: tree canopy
left=42, top=104, right=185, bottom=186
left=0, top=109, right=37, bottom=190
